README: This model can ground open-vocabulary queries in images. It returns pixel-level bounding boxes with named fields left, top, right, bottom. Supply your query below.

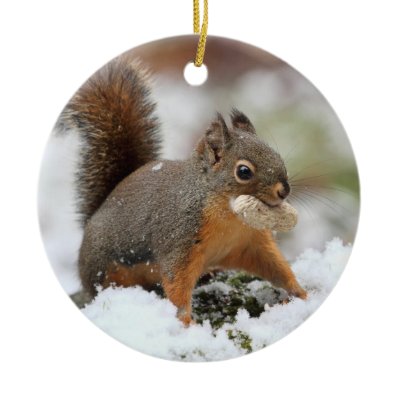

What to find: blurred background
left=38, top=35, right=360, bottom=295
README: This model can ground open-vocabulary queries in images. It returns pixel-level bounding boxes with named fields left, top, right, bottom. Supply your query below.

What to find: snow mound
left=81, top=238, right=351, bottom=361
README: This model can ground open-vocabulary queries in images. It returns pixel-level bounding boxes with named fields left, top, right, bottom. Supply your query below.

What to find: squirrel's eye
left=237, top=165, right=253, bottom=180
left=234, top=161, right=255, bottom=184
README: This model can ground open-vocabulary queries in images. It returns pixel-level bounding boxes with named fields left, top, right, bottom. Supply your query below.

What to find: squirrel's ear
left=230, top=108, right=256, bottom=134
left=199, top=113, right=230, bottom=165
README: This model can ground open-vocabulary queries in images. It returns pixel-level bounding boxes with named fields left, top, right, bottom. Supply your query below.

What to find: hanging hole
left=184, top=62, right=208, bottom=86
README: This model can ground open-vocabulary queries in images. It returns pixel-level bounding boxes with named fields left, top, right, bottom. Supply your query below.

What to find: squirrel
left=57, top=54, right=307, bottom=325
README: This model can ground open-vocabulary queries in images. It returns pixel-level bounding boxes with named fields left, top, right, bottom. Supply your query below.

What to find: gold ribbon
left=193, top=0, right=208, bottom=67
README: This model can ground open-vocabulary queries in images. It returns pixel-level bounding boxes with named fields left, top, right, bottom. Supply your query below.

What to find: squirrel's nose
left=276, top=181, right=290, bottom=200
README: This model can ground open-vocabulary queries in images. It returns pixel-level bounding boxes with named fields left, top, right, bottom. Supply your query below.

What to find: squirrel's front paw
left=177, top=308, right=194, bottom=327
left=290, top=286, right=308, bottom=300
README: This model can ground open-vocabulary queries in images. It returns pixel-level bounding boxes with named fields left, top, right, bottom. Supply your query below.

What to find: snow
left=38, top=66, right=359, bottom=299
left=151, top=162, right=163, bottom=171
left=36, top=51, right=359, bottom=362
left=38, top=132, right=83, bottom=294
left=195, top=281, right=233, bottom=295
left=81, top=238, right=351, bottom=362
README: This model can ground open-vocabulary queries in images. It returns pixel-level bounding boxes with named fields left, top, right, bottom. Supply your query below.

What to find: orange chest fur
left=196, top=195, right=259, bottom=268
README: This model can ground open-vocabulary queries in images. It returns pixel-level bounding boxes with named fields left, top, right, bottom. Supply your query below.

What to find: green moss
left=227, top=329, right=253, bottom=353
left=121, top=270, right=286, bottom=354
left=244, top=296, right=263, bottom=317
left=191, top=270, right=283, bottom=331
left=227, top=271, right=260, bottom=288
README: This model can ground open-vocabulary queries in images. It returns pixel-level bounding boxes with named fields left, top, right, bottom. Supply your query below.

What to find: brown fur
left=57, top=55, right=161, bottom=225
left=166, top=194, right=306, bottom=324
left=97, top=191, right=305, bottom=325
left=162, top=253, right=205, bottom=326
left=104, top=262, right=161, bottom=290
left=60, top=57, right=307, bottom=326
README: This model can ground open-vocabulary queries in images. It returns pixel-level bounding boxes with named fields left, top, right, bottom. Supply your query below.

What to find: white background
left=1, top=0, right=397, bottom=397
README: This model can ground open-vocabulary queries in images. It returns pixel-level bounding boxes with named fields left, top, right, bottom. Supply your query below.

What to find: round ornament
left=38, top=5, right=359, bottom=362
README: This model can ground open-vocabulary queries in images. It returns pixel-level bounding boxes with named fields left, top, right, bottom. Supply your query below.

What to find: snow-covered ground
left=81, top=238, right=351, bottom=361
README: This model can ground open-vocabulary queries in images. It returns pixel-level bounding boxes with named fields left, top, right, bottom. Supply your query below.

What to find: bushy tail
left=56, top=55, right=161, bottom=225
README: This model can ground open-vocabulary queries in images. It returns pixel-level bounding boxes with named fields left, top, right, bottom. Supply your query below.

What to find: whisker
left=292, top=185, right=348, bottom=203
left=261, top=123, right=282, bottom=155
left=289, top=171, right=343, bottom=184
left=282, top=139, right=302, bottom=166
left=292, top=189, right=348, bottom=214
left=288, top=158, right=341, bottom=181
left=295, top=191, right=340, bottom=214
left=290, top=183, right=355, bottom=197
left=269, top=134, right=281, bottom=155
left=288, top=193, right=316, bottom=220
